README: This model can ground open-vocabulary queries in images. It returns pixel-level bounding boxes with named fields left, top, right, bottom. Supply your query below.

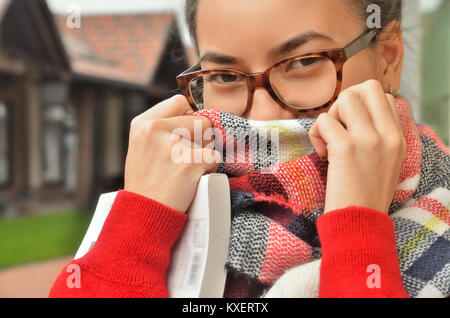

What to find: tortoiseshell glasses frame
left=176, top=29, right=378, bottom=117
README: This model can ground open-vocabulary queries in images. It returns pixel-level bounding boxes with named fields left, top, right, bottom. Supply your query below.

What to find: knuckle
left=339, top=89, right=356, bottom=102
left=130, top=119, right=164, bottom=143
left=364, top=79, right=383, bottom=91
left=129, top=117, right=145, bottom=139
left=146, top=118, right=164, bottom=134
left=316, top=112, right=329, bottom=124
left=364, top=134, right=382, bottom=151
left=171, top=94, right=188, bottom=110
left=130, top=115, right=142, bottom=130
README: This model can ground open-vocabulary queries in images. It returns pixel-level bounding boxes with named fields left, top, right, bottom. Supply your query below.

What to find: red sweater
left=49, top=191, right=409, bottom=298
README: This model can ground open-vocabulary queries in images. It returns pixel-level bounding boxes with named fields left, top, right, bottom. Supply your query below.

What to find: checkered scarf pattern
left=193, top=97, right=450, bottom=297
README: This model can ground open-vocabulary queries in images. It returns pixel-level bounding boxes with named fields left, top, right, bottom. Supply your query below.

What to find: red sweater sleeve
left=50, top=192, right=409, bottom=298
left=49, top=190, right=187, bottom=298
left=317, top=206, right=409, bottom=298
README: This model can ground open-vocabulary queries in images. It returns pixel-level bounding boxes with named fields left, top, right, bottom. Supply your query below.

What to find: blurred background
left=0, top=0, right=448, bottom=297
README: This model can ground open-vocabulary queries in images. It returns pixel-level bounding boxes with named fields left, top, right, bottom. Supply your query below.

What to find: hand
left=124, top=95, right=221, bottom=213
left=309, top=80, right=407, bottom=214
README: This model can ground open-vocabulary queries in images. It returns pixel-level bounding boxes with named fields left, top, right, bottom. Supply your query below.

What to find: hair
left=185, top=0, right=402, bottom=51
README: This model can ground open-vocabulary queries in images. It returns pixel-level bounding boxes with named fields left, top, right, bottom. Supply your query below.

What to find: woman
left=50, top=0, right=449, bottom=298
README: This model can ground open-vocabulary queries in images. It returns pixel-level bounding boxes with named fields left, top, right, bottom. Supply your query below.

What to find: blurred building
left=54, top=11, right=191, bottom=208
left=0, top=0, right=70, bottom=215
left=0, top=0, right=191, bottom=215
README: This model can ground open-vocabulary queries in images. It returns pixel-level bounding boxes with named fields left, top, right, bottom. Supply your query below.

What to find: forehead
left=196, top=0, right=363, bottom=59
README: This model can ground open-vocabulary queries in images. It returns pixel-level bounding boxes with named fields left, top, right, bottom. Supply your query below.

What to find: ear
left=376, top=20, right=404, bottom=93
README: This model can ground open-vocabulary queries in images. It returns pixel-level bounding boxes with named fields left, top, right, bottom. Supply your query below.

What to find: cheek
left=340, top=50, right=380, bottom=90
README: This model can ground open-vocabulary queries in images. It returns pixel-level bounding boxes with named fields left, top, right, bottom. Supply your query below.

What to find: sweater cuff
left=317, top=206, right=407, bottom=297
left=317, top=206, right=397, bottom=255
left=78, top=190, right=188, bottom=287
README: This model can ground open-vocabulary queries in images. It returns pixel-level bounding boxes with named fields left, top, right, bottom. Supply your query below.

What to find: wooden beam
left=27, top=0, right=69, bottom=72
left=73, top=85, right=96, bottom=208
left=0, top=53, right=26, bottom=75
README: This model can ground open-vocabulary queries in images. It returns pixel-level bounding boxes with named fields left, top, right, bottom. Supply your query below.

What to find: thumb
left=202, top=148, right=222, bottom=173
left=309, top=120, right=328, bottom=159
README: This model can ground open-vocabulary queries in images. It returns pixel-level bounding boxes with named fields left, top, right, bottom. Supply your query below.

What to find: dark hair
left=185, top=0, right=402, bottom=52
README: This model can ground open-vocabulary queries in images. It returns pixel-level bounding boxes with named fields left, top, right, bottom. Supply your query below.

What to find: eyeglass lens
left=188, top=56, right=337, bottom=115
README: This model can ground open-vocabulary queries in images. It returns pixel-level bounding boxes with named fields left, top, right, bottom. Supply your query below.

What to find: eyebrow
left=267, top=31, right=334, bottom=59
left=199, top=51, right=243, bottom=65
left=199, top=31, right=334, bottom=66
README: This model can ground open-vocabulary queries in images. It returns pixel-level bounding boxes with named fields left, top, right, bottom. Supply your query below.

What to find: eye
left=206, top=74, right=242, bottom=84
left=285, top=57, right=320, bottom=72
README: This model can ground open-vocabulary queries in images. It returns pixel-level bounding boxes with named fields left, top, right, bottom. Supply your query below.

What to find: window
left=0, top=102, right=9, bottom=185
left=43, top=104, right=66, bottom=183
left=42, top=82, right=71, bottom=185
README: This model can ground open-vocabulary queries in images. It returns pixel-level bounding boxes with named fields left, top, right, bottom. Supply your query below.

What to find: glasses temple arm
left=344, top=29, right=378, bottom=59
left=178, top=63, right=202, bottom=76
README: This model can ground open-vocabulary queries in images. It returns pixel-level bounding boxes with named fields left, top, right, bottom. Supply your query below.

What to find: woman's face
left=196, top=0, right=399, bottom=120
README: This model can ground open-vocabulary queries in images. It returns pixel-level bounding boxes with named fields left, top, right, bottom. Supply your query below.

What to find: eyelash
left=285, top=57, right=320, bottom=72
left=206, top=74, right=242, bottom=84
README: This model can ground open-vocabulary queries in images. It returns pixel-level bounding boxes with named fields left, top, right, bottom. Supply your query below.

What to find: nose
left=247, top=87, right=299, bottom=120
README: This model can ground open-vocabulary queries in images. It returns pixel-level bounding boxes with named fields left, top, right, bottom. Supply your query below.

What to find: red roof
left=55, top=13, right=177, bottom=87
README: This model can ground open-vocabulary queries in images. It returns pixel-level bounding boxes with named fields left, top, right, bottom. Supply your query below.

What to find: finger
left=164, top=115, right=213, bottom=136
left=166, top=115, right=215, bottom=147
left=386, top=94, right=402, bottom=133
left=138, top=94, right=194, bottom=121
left=202, top=148, right=222, bottom=173
left=327, top=90, right=375, bottom=137
left=183, top=147, right=221, bottom=174
left=345, top=80, right=398, bottom=134
left=309, top=113, right=349, bottom=158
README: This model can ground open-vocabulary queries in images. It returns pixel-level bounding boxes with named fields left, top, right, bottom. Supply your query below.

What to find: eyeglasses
left=177, top=29, right=378, bottom=118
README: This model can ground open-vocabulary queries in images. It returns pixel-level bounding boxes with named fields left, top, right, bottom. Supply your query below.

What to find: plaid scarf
left=193, top=97, right=450, bottom=298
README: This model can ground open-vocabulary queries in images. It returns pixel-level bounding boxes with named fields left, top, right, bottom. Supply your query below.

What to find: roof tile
left=55, top=13, right=176, bottom=87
